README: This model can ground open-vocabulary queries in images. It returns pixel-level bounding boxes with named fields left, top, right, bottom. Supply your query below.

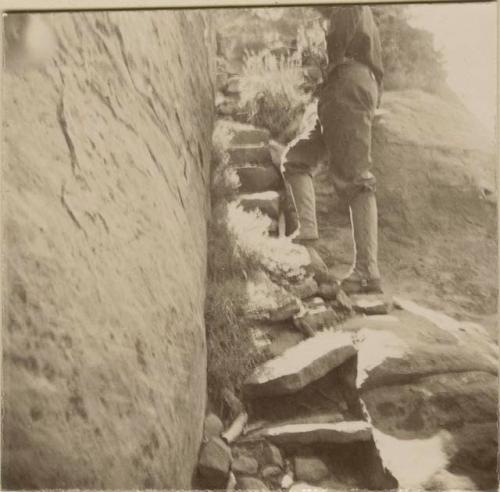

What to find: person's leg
left=281, top=114, right=328, bottom=274
left=318, top=62, right=381, bottom=293
left=281, top=116, right=325, bottom=239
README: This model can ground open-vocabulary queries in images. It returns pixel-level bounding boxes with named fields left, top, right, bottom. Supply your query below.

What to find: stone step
left=293, top=305, right=340, bottom=337
left=243, top=331, right=356, bottom=398
left=231, top=127, right=270, bottom=146
left=257, top=421, right=372, bottom=446
left=198, top=436, right=232, bottom=489
left=351, top=294, right=392, bottom=315
left=235, top=165, right=282, bottom=193
left=228, top=144, right=273, bottom=166
left=224, top=76, right=240, bottom=96
left=238, top=191, right=281, bottom=220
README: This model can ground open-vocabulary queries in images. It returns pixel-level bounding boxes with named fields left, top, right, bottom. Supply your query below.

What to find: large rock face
left=3, top=10, right=215, bottom=489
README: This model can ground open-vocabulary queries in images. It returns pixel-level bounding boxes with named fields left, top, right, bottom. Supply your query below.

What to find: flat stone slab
left=235, top=165, right=282, bottom=193
left=243, top=331, right=356, bottom=398
left=229, top=144, right=273, bottom=166
left=238, top=191, right=281, bottom=220
left=259, top=421, right=372, bottom=446
left=231, top=127, right=270, bottom=146
left=352, top=295, right=392, bottom=315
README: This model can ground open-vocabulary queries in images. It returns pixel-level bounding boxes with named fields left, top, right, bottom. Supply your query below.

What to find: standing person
left=282, top=5, right=384, bottom=294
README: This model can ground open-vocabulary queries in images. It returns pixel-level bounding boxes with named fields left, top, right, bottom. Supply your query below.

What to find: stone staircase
left=199, top=101, right=498, bottom=490
left=196, top=110, right=401, bottom=490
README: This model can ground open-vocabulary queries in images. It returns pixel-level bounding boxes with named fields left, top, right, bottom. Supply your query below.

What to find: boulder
left=198, top=437, right=233, bottom=489
left=237, top=476, right=269, bottom=490
left=243, top=331, right=356, bottom=398
left=338, top=301, right=498, bottom=490
left=263, top=442, right=284, bottom=468
left=261, top=465, right=282, bottom=480
left=288, top=277, right=319, bottom=300
left=203, top=413, right=224, bottom=441
left=232, top=455, right=259, bottom=475
left=235, top=165, right=282, bottom=193
left=228, top=144, right=273, bottom=166
left=258, top=421, right=373, bottom=446
left=238, top=191, right=281, bottom=220
left=294, top=455, right=330, bottom=483
left=280, top=473, right=294, bottom=489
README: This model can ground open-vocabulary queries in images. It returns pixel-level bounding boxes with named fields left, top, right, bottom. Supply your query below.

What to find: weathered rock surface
left=204, top=413, right=224, bottom=442
left=259, top=421, right=373, bottom=446
left=288, top=276, right=319, bottom=300
left=281, top=473, right=295, bottom=488
left=318, top=282, right=340, bottom=300
left=293, top=306, right=340, bottom=336
left=244, top=271, right=301, bottom=323
left=352, top=295, right=392, bottom=315
left=244, top=331, right=356, bottom=398
left=232, top=455, right=259, bottom=475
left=238, top=191, right=281, bottom=220
left=3, top=10, right=215, bottom=490
left=230, top=125, right=270, bottom=146
left=338, top=301, right=498, bottom=490
left=262, top=465, right=282, bottom=480
left=198, top=437, right=233, bottom=489
left=237, top=476, right=269, bottom=490
left=294, top=455, right=330, bottom=483
left=263, top=442, right=284, bottom=468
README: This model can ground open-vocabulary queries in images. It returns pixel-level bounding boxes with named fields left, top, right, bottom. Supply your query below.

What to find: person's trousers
left=281, top=60, right=380, bottom=279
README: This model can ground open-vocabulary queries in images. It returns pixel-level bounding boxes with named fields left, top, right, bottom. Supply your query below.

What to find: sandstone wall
left=2, top=10, right=215, bottom=489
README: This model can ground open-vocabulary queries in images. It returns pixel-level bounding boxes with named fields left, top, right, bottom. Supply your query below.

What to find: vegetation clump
left=205, top=127, right=266, bottom=414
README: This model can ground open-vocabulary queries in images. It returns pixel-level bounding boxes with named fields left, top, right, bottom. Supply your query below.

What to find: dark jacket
left=325, top=6, right=384, bottom=98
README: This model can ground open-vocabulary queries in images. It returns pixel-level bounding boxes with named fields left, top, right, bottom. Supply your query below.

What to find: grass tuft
left=239, top=51, right=310, bottom=143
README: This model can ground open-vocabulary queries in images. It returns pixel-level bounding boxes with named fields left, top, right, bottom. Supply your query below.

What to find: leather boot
left=341, top=190, right=382, bottom=294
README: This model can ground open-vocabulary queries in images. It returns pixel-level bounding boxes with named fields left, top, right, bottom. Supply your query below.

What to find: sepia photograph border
left=0, top=0, right=498, bottom=490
